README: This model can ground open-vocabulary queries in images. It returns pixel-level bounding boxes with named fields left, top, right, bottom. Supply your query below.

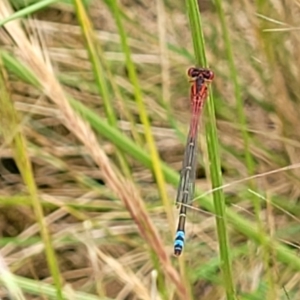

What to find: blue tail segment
left=174, top=230, right=185, bottom=256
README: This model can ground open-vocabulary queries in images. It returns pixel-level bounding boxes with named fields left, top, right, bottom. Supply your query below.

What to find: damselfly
left=173, top=67, right=214, bottom=256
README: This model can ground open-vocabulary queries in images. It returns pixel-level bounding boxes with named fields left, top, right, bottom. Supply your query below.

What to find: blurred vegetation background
left=1, top=0, right=300, bottom=299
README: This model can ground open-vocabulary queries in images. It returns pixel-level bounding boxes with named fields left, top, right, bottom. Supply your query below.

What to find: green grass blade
left=73, top=0, right=131, bottom=178
left=186, top=0, right=236, bottom=298
left=0, top=53, right=64, bottom=300
left=0, top=274, right=112, bottom=300
left=0, top=0, right=59, bottom=26
left=214, top=0, right=255, bottom=177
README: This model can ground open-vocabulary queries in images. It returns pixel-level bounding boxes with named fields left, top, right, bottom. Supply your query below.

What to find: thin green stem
left=73, top=0, right=131, bottom=178
left=186, top=0, right=236, bottom=298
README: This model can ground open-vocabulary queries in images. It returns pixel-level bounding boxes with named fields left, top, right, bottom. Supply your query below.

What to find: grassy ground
left=1, top=0, right=300, bottom=299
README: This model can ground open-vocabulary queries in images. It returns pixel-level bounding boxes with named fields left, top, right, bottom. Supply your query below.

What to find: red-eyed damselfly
left=174, top=67, right=214, bottom=256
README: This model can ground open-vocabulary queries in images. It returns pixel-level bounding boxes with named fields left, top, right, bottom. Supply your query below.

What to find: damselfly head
left=187, top=67, right=214, bottom=81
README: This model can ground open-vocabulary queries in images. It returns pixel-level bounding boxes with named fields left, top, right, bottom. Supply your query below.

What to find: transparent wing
left=176, top=123, right=199, bottom=207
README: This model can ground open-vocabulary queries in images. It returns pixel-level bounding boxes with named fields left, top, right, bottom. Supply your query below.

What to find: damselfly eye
left=205, top=70, right=214, bottom=80
left=199, top=70, right=214, bottom=80
left=187, top=67, right=199, bottom=77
